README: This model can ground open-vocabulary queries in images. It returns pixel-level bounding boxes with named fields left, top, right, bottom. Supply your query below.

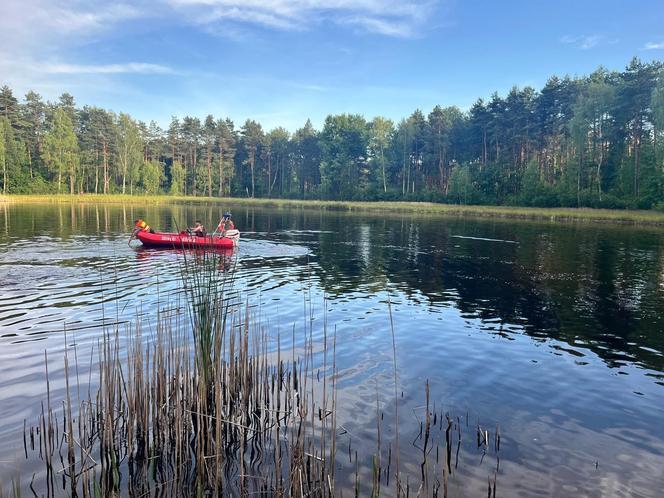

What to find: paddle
left=211, top=218, right=222, bottom=237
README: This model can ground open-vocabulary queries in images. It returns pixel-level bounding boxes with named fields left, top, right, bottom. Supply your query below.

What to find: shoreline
left=3, top=193, right=664, bottom=226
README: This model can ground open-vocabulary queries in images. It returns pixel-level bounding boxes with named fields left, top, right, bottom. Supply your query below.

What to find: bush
left=8, top=172, right=54, bottom=194
left=448, top=165, right=477, bottom=205
left=596, top=193, right=628, bottom=210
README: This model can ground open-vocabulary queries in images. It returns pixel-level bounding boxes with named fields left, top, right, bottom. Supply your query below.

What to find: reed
left=15, top=252, right=501, bottom=496
left=178, top=247, right=238, bottom=384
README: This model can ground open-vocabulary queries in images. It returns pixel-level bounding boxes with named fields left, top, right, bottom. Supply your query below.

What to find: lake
left=1, top=201, right=663, bottom=496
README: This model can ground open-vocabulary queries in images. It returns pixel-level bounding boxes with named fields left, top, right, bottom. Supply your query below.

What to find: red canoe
left=136, top=229, right=240, bottom=249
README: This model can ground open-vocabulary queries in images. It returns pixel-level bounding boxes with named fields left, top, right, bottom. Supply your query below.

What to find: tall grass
left=179, top=248, right=237, bottom=383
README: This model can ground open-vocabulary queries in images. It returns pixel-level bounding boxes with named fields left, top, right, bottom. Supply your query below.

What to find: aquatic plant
left=178, top=246, right=237, bottom=384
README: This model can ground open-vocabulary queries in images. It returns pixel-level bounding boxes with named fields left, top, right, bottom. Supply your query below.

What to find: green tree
left=181, top=116, right=201, bottom=195
left=145, top=121, right=163, bottom=162
left=142, top=160, right=163, bottom=194
left=0, top=86, right=19, bottom=125
left=535, top=76, right=579, bottom=184
left=167, top=117, right=181, bottom=164
left=116, top=113, right=142, bottom=194
left=369, top=116, right=393, bottom=193
left=57, top=93, right=77, bottom=126
left=569, top=72, right=614, bottom=202
left=652, top=72, right=664, bottom=176
left=203, top=115, right=216, bottom=197
left=78, top=106, right=115, bottom=194
left=42, top=108, right=79, bottom=194
left=293, top=119, right=320, bottom=197
left=319, top=114, right=368, bottom=199
left=216, top=118, right=236, bottom=197
left=469, top=98, right=490, bottom=168
left=240, top=119, right=263, bottom=198
left=169, top=160, right=185, bottom=195
left=614, top=58, right=660, bottom=198
left=404, top=110, right=428, bottom=195
left=448, top=164, right=474, bottom=204
left=427, top=106, right=463, bottom=193
left=519, top=160, right=542, bottom=206
left=21, top=91, right=45, bottom=179
left=0, top=118, right=7, bottom=193
left=264, top=127, right=290, bottom=196
left=0, top=116, right=29, bottom=193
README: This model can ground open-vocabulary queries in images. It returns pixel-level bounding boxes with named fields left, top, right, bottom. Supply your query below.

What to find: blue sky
left=2, top=0, right=663, bottom=130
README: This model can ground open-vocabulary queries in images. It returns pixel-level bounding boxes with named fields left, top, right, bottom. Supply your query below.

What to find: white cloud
left=644, top=41, right=664, bottom=50
left=2, top=0, right=438, bottom=43
left=342, top=16, right=415, bottom=37
left=47, top=4, right=142, bottom=33
left=204, top=6, right=301, bottom=30
left=560, top=34, right=616, bottom=50
left=43, top=62, right=175, bottom=75
left=0, top=1, right=143, bottom=51
left=167, top=0, right=435, bottom=37
left=561, top=34, right=599, bottom=50
left=579, top=36, right=601, bottom=50
left=291, top=83, right=329, bottom=92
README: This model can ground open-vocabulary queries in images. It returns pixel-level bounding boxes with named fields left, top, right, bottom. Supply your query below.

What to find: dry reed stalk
left=387, top=296, right=401, bottom=495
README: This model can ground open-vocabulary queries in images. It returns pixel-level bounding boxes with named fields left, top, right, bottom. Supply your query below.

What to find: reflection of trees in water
left=3, top=202, right=664, bottom=372
left=315, top=215, right=560, bottom=327
left=522, top=226, right=664, bottom=371
left=311, top=213, right=664, bottom=372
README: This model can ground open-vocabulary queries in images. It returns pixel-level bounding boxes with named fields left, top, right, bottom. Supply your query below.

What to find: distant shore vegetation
left=5, top=194, right=664, bottom=226
left=2, top=58, right=664, bottom=212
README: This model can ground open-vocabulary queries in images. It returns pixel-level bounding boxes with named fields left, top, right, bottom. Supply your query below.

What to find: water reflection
left=0, top=203, right=664, bottom=370
left=1, top=203, right=664, bottom=369
left=311, top=214, right=663, bottom=372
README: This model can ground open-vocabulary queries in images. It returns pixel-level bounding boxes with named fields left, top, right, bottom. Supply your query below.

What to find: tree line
left=2, top=57, right=664, bottom=209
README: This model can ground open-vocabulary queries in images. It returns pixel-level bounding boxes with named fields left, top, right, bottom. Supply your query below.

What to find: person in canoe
left=133, top=219, right=155, bottom=235
left=129, top=219, right=155, bottom=244
left=189, top=220, right=207, bottom=237
left=216, top=212, right=234, bottom=236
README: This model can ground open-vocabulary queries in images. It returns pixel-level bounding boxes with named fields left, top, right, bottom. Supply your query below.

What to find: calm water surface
left=1, top=202, right=664, bottom=496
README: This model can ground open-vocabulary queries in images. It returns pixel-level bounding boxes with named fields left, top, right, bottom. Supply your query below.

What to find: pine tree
left=241, top=120, right=263, bottom=198
left=0, top=118, right=7, bottom=193
left=22, top=91, right=46, bottom=179
left=116, top=113, right=142, bottom=195
left=42, top=108, right=79, bottom=194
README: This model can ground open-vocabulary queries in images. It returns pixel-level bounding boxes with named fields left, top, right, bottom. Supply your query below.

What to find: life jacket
left=135, top=219, right=150, bottom=232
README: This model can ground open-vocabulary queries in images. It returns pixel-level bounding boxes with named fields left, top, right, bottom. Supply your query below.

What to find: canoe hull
left=136, top=230, right=239, bottom=249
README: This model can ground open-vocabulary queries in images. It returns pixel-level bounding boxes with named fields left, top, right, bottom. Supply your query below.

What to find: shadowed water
left=1, top=201, right=663, bottom=496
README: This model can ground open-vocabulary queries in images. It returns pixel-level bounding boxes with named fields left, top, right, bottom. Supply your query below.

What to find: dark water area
left=1, top=201, right=664, bottom=496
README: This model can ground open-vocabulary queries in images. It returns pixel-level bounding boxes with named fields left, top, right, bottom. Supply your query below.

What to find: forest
left=2, top=58, right=664, bottom=209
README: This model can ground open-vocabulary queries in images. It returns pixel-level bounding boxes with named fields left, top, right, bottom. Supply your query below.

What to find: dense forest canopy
left=2, top=58, right=664, bottom=209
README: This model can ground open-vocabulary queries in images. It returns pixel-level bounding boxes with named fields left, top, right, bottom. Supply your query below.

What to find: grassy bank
left=4, top=193, right=664, bottom=225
